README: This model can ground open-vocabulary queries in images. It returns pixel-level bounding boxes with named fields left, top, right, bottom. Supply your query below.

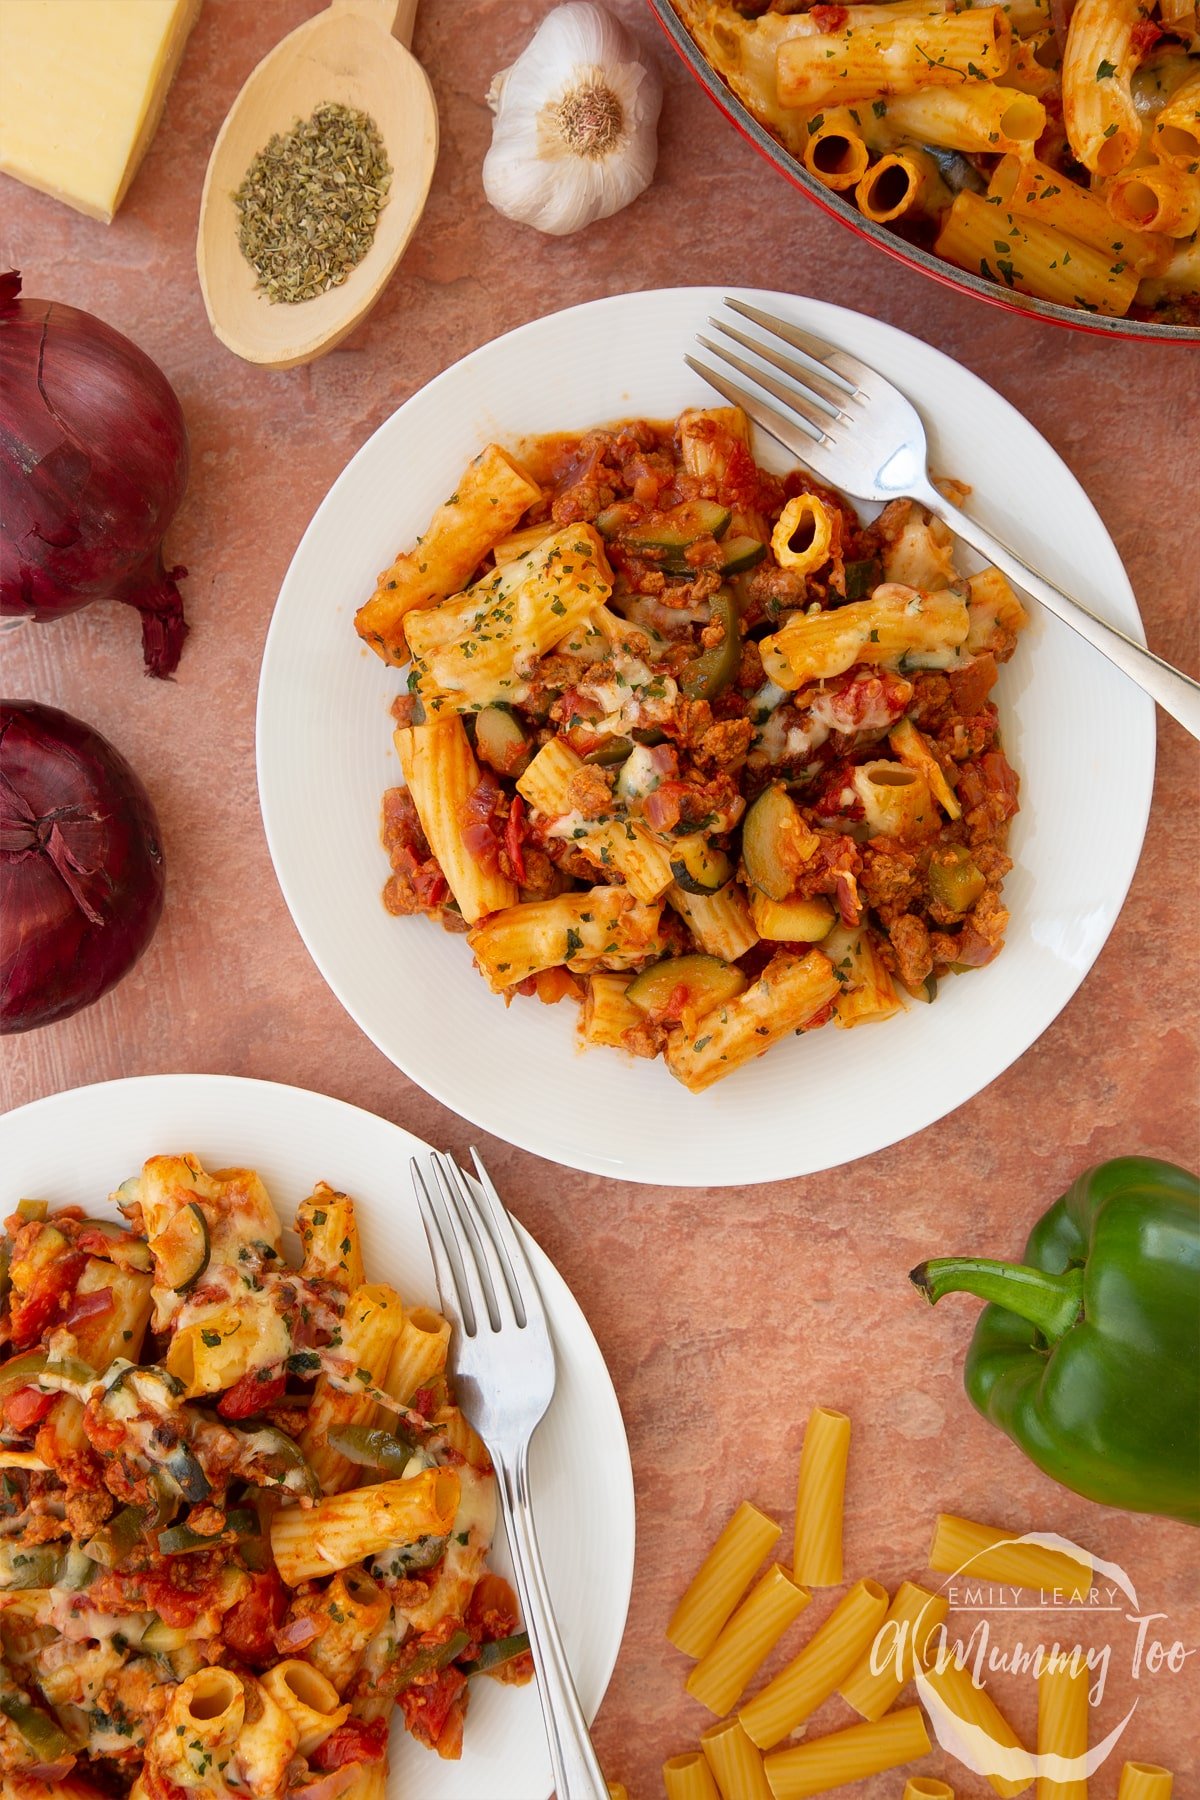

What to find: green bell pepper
left=911, top=1157, right=1200, bottom=1526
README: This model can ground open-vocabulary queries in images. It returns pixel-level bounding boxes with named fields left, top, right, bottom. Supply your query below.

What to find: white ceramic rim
left=257, top=286, right=1155, bottom=1186
left=0, top=1073, right=635, bottom=1799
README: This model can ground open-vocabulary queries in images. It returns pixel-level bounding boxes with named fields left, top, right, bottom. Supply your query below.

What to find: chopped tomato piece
left=311, top=1717, right=390, bottom=1770
left=400, top=1665, right=468, bottom=1751
left=221, top=1570, right=289, bottom=1667
left=9, top=1250, right=87, bottom=1347
left=3, top=1386, right=56, bottom=1432
left=217, top=1366, right=287, bottom=1419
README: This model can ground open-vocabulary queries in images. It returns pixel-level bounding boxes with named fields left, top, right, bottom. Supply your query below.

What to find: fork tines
left=411, top=1148, right=540, bottom=1339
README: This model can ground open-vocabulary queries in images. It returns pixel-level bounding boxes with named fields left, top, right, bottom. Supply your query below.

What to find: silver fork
left=410, top=1148, right=610, bottom=1800
left=687, top=297, right=1200, bottom=741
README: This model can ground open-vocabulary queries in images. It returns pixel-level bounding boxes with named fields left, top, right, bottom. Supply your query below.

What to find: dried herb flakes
left=234, top=102, right=392, bottom=305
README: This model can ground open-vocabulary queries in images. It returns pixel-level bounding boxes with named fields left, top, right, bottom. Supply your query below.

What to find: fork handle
left=914, top=480, right=1200, bottom=741
left=495, top=1442, right=611, bottom=1800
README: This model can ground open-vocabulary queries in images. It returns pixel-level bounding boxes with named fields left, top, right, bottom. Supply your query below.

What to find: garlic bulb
left=484, top=3, right=663, bottom=237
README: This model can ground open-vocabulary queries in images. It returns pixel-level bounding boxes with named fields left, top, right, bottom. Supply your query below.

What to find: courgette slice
left=155, top=1202, right=211, bottom=1294
left=718, top=535, right=767, bottom=575
left=621, top=499, right=731, bottom=562
left=626, top=954, right=748, bottom=1022
left=927, top=845, right=986, bottom=914
left=669, top=836, right=735, bottom=897
left=583, top=735, right=634, bottom=768
left=681, top=587, right=740, bottom=703
left=750, top=892, right=836, bottom=943
left=843, top=557, right=882, bottom=600
left=157, top=1507, right=258, bottom=1555
left=741, top=785, right=817, bottom=902
left=80, top=1218, right=153, bottom=1272
left=474, top=705, right=533, bottom=778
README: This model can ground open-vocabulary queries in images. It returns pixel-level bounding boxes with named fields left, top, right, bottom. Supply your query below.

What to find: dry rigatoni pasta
left=920, top=1655, right=1035, bottom=1797
left=839, top=1578, right=949, bottom=1719
left=1037, top=1652, right=1090, bottom=1800
left=1117, top=1765, right=1174, bottom=1800
left=739, top=1577, right=890, bottom=1750
left=703, top=1718, right=776, bottom=1800
left=668, top=1500, right=783, bottom=1659
left=762, top=1705, right=933, bottom=1799
left=928, top=1513, right=1091, bottom=1596
left=792, top=1406, right=852, bottom=1586
left=687, top=1564, right=812, bottom=1714
left=666, top=1752, right=725, bottom=1800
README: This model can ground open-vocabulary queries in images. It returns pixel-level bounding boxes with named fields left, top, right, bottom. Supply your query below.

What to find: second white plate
left=0, top=1075, right=634, bottom=1800
left=257, top=287, right=1154, bottom=1185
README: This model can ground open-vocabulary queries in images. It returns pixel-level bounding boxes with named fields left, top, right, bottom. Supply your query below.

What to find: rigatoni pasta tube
left=665, top=1753, right=724, bottom=1800
left=988, top=156, right=1161, bottom=273
left=1153, top=70, right=1200, bottom=165
left=665, top=950, right=839, bottom=1094
left=1060, top=0, right=1146, bottom=175
left=687, top=1565, right=812, bottom=1715
left=1037, top=1653, right=1088, bottom=1800
left=295, top=1184, right=364, bottom=1294
left=469, top=887, right=668, bottom=992
left=667, top=1500, right=782, bottom=1659
left=580, top=973, right=645, bottom=1052
left=906, top=1782, right=956, bottom=1800
left=934, top=194, right=1139, bottom=316
left=355, top=443, right=541, bottom=663
left=889, top=718, right=960, bottom=818
left=852, top=762, right=938, bottom=841
left=762, top=1705, right=932, bottom=1800
left=920, top=1657, right=1034, bottom=1797
left=668, top=882, right=759, bottom=963
left=801, top=109, right=872, bottom=191
left=1106, top=162, right=1200, bottom=237
left=608, top=1785, right=630, bottom=1800
left=928, top=1514, right=1091, bottom=1598
left=152, top=1667, right=245, bottom=1784
left=298, top=1283, right=406, bottom=1494
left=232, top=1679, right=300, bottom=1792
left=702, top=1719, right=775, bottom=1800
left=385, top=1304, right=451, bottom=1405
left=739, top=1577, right=890, bottom=1750
left=772, top=495, right=835, bottom=576
left=304, top=1567, right=390, bottom=1691
left=270, top=1467, right=460, bottom=1585
left=1117, top=1765, right=1173, bottom=1800
left=760, top=586, right=969, bottom=690
left=777, top=11, right=1011, bottom=109
left=261, top=1661, right=349, bottom=1755
left=879, top=86, right=1045, bottom=154
left=410, top=525, right=613, bottom=712
left=857, top=148, right=947, bottom=223
left=394, top=719, right=519, bottom=924
left=839, top=1577, right=948, bottom=1719
left=792, top=1406, right=851, bottom=1586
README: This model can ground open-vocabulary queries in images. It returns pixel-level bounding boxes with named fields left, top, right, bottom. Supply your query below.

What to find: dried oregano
left=234, top=102, right=392, bottom=304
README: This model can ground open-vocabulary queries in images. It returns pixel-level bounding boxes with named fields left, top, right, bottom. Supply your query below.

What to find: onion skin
left=0, top=270, right=190, bottom=678
left=0, top=701, right=165, bottom=1033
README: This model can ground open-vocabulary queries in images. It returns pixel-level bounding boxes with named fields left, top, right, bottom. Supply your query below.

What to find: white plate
left=257, top=287, right=1154, bottom=1185
left=0, top=1075, right=634, bottom=1800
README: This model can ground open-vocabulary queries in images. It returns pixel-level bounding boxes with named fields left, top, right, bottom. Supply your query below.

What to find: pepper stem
left=909, top=1257, right=1084, bottom=1342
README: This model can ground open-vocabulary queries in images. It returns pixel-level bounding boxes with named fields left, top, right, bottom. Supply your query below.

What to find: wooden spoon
left=197, top=0, right=436, bottom=368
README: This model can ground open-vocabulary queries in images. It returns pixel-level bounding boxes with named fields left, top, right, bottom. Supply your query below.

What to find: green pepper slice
left=0, top=1691, right=70, bottom=1761
left=461, top=1630, right=532, bottom=1676
left=327, top=1423, right=417, bottom=1477
left=157, top=1507, right=259, bottom=1555
left=391, top=1627, right=472, bottom=1693
left=681, top=588, right=740, bottom=702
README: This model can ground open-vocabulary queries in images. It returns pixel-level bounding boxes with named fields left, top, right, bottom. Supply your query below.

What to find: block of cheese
left=0, top=0, right=202, bottom=223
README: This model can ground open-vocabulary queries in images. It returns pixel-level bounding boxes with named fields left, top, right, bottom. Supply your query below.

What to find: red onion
left=1, top=701, right=165, bottom=1033
left=0, top=270, right=190, bottom=677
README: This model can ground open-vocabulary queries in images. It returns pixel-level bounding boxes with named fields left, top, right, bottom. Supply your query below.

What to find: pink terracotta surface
left=1, top=3, right=1198, bottom=1797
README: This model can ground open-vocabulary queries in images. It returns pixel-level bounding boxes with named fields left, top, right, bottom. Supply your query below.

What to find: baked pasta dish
left=0, top=1162, right=530, bottom=1797
left=356, top=409, right=1028, bottom=1094
left=667, top=0, right=1199, bottom=326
